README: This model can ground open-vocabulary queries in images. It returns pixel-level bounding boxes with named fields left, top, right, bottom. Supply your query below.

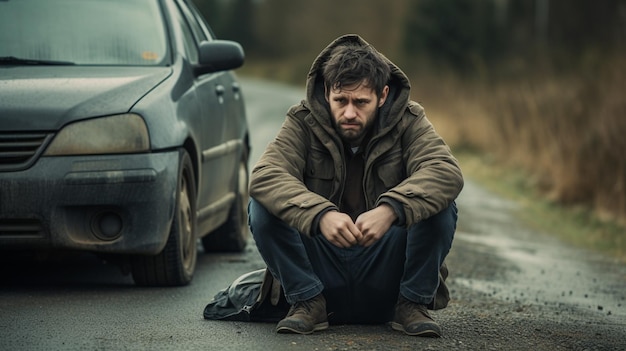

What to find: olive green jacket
left=249, top=34, right=464, bottom=236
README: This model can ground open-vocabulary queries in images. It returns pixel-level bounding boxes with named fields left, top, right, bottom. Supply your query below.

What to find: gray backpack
left=203, top=268, right=289, bottom=322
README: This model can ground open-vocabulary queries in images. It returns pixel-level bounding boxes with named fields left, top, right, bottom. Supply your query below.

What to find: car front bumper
left=0, top=151, right=179, bottom=255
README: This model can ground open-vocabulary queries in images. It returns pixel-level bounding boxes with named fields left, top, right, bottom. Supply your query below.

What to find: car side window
left=176, top=0, right=209, bottom=44
left=187, top=2, right=216, bottom=41
left=172, top=3, right=198, bottom=63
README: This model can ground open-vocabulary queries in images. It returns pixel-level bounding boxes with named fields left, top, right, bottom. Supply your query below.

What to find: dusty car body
left=0, top=0, right=250, bottom=286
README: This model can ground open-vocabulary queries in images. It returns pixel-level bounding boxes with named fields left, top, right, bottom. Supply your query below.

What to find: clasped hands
left=319, top=204, right=398, bottom=248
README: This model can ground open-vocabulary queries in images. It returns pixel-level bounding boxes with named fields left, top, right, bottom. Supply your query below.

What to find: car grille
left=0, top=219, right=45, bottom=238
left=0, top=133, right=53, bottom=171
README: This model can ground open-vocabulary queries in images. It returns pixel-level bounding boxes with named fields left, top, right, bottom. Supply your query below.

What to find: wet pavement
left=440, top=178, right=626, bottom=350
left=453, top=179, right=626, bottom=319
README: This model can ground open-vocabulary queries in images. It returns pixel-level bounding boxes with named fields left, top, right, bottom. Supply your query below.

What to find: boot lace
left=288, top=299, right=314, bottom=317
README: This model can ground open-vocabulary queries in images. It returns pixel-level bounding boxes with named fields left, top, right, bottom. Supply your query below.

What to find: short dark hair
left=322, top=44, right=391, bottom=98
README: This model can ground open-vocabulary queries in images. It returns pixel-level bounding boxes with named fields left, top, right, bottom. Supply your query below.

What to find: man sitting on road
left=248, top=34, right=463, bottom=337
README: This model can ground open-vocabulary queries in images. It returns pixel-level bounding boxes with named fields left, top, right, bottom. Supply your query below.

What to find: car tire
left=131, top=149, right=198, bottom=286
left=202, top=148, right=249, bottom=253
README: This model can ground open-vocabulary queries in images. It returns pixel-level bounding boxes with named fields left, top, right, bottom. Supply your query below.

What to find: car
left=0, top=0, right=250, bottom=286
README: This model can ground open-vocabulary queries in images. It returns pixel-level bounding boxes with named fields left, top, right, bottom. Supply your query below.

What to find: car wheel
left=202, top=148, right=249, bottom=252
left=131, top=150, right=197, bottom=286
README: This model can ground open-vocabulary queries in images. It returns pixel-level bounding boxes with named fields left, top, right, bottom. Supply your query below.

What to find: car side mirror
left=194, top=40, right=245, bottom=76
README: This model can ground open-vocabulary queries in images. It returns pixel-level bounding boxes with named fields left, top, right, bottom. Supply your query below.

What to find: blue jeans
left=248, top=198, right=457, bottom=324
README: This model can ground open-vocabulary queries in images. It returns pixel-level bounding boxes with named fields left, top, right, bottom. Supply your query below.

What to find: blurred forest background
left=193, top=0, right=625, bottom=255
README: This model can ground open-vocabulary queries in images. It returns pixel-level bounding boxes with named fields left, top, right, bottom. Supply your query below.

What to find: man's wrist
left=313, top=206, right=338, bottom=236
left=378, top=203, right=398, bottom=221
left=377, top=198, right=405, bottom=225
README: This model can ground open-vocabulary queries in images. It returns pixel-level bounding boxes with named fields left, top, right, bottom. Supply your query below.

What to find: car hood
left=0, top=66, right=172, bottom=131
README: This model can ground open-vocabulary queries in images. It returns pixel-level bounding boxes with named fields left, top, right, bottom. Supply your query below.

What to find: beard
left=335, top=120, right=366, bottom=143
left=334, top=110, right=377, bottom=145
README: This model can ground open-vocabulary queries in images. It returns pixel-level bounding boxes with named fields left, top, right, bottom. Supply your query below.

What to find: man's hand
left=319, top=211, right=363, bottom=248
left=355, top=204, right=398, bottom=247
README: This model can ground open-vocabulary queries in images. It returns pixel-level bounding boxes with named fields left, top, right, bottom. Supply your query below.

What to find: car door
left=173, top=0, right=230, bottom=220
left=186, top=4, right=247, bottom=149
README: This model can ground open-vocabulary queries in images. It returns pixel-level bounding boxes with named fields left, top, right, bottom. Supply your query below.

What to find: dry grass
left=420, top=60, right=626, bottom=226
left=418, top=58, right=626, bottom=261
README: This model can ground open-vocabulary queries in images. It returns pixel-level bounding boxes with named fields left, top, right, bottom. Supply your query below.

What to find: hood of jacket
left=304, top=34, right=412, bottom=136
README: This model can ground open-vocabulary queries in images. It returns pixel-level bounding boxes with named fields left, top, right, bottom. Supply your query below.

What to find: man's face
left=326, top=81, right=389, bottom=146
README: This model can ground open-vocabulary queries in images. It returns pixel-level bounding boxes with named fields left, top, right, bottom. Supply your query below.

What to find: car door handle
left=215, top=84, right=225, bottom=96
left=232, top=82, right=241, bottom=100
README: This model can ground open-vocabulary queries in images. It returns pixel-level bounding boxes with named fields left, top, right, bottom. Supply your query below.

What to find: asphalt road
left=1, top=78, right=625, bottom=351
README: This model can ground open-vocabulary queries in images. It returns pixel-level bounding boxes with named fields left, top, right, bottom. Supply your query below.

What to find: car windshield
left=0, top=0, right=168, bottom=66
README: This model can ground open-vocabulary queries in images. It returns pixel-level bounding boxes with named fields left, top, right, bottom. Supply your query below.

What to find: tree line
left=195, top=0, right=625, bottom=76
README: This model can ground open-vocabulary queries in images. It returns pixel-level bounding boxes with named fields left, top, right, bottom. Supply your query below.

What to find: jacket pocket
left=304, top=146, right=335, bottom=197
left=375, top=149, right=405, bottom=189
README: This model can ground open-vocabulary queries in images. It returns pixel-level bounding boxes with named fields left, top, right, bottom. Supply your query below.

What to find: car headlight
left=44, top=114, right=150, bottom=155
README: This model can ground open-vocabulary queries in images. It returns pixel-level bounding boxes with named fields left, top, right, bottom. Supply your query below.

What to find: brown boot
left=390, top=296, right=442, bottom=337
left=276, top=294, right=328, bottom=334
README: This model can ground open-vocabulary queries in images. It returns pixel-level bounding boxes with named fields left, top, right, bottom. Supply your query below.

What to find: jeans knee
left=248, top=198, right=273, bottom=238
left=435, top=202, right=458, bottom=234
left=410, top=202, right=457, bottom=245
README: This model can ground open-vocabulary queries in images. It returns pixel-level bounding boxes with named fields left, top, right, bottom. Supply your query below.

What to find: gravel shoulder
left=437, top=178, right=626, bottom=350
